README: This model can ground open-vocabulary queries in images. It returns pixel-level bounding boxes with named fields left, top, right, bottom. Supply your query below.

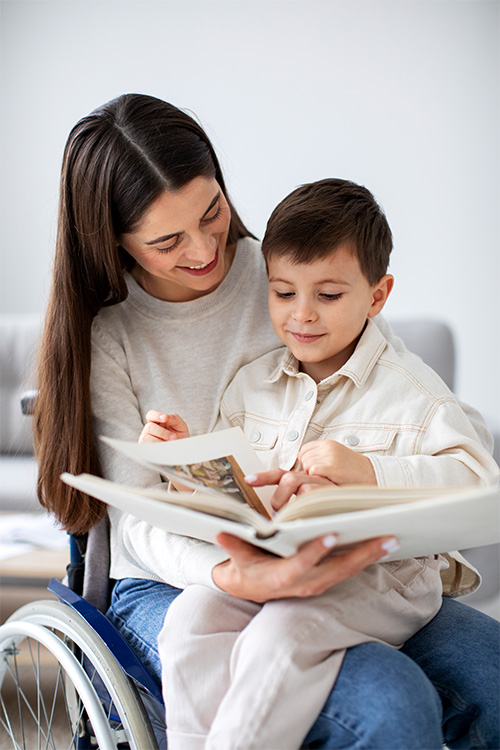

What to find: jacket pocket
left=322, top=427, right=398, bottom=454
left=242, top=421, right=280, bottom=452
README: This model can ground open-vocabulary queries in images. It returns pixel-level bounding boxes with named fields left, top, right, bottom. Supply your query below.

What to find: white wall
left=1, top=0, right=499, bottom=430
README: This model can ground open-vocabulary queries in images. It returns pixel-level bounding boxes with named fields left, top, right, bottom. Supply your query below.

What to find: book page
left=101, top=428, right=274, bottom=517
left=274, top=485, right=465, bottom=523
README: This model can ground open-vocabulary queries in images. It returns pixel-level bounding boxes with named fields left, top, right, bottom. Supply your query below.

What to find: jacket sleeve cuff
left=368, top=455, right=413, bottom=487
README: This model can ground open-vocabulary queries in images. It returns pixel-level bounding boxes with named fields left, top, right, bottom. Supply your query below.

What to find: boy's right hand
left=139, top=411, right=190, bottom=443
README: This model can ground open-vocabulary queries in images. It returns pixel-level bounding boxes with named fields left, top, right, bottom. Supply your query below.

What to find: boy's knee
left=158, top=585, right=208, bottom=654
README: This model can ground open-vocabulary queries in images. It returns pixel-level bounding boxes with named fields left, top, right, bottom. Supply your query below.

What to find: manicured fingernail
left=244, top=474, right=258, bottom=484
left=381, top=538, right=400, bottom=554
left=322, top=534, right=338, bottom=549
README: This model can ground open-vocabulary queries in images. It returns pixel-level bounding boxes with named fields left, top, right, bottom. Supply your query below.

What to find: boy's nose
left=292, top=302, right=317, bottom=323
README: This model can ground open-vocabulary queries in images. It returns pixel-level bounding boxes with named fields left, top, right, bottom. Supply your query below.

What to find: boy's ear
left=367, top=274, right=394, bottom=318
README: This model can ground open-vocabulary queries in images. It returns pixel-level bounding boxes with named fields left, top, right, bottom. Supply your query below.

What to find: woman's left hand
left=139, top=411, right=190, bottom=443
left=246, top=468, right=334, bottom=510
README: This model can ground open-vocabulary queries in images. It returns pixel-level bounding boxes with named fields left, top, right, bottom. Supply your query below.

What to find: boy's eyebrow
left=145, top=191, right=221, bottom=245
left=269, top=276, right=351, bottom=285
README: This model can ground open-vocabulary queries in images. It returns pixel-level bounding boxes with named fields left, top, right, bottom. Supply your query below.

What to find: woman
left=35, top=93, right=499, bottom=749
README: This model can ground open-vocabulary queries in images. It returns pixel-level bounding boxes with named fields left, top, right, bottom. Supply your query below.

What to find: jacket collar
left=265, top=318, right=388, bottom=388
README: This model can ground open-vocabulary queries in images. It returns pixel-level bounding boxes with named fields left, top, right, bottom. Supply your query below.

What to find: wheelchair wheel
left=0, top=599, right=159, bottom=749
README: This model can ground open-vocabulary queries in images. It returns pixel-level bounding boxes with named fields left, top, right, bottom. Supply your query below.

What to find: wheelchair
left=0, top=395, right=167, bottom=749
left=0, top=531, right=167, bottom=749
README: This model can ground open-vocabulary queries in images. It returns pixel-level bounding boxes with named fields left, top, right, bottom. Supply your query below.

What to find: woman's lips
left=290, top=332, right=325, bottom=343
left=177, top=248, right=219, bottom=276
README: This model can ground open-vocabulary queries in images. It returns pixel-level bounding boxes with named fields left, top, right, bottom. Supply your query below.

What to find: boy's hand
left=299, top=440, right=376, bottom=486
left=139, top=411, right=190, bottom=443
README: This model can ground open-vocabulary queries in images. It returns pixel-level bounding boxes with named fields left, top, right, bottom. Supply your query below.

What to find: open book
left=61, top=427, right=500, bottom=560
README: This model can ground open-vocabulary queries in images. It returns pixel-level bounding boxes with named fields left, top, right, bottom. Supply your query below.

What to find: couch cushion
left=0, top=314, right=41, bottom=454
left=0, top=455, right=39, bottom=512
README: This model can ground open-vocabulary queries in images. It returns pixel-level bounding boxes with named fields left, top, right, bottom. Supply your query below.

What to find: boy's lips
left=177, top=247, right=219, bottom=276
left=290, top=332, right=325, bottom=343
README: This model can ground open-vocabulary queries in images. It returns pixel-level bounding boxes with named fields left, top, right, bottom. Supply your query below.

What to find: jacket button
left=249, top=431, right=261, bottom=443
left=287, top=430, right=300, bottom=441
left=347, top=435, right=360, bottom=446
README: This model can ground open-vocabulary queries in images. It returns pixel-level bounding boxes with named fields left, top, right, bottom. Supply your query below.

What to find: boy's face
left=267, top=244, right=393, bottom=382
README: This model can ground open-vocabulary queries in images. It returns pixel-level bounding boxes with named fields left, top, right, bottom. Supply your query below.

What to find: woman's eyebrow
left=145, top=191, right=221, bottom=246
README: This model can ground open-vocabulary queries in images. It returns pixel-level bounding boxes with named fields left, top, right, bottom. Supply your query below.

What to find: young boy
left=143, top=179, right=499, bottom=750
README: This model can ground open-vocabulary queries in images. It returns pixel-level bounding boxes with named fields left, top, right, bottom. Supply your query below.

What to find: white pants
left=159, top=556, right=446, bottom=750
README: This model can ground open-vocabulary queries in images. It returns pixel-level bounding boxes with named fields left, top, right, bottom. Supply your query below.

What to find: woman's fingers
left=145, top=409, right=168, bottom=424
left=212, top=532, right=399, bottom=602
left=245, top=469, right=332, bottom=510
left=215, top=532, right=271, bottom=564
left=272, top=473, right=333, bottom=510
left=139, top=422, right=173, bottom=443
left=140, top=411, right=190, bottom=442
left=244, top=468, right=286, bottom=487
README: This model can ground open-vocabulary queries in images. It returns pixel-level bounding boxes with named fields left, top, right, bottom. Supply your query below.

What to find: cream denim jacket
left=219, top=320, right=500, bottom=596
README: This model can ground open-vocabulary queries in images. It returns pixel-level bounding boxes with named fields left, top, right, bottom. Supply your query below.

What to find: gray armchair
left=0, top=314, right=40, bottom=512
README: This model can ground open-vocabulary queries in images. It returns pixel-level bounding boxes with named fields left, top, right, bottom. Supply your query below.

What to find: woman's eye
left=156, top=237, right=181, bottom=253
left=275, top=291, right=295, bottom=299
left=202, top=205, right=222, bottom=224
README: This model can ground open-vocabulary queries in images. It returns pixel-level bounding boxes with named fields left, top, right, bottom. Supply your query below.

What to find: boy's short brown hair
left=261, top=178, right=393, bottom=285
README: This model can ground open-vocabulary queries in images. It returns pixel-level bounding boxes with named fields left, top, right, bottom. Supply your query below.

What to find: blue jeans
left=108, top=580, right=499, bottom=749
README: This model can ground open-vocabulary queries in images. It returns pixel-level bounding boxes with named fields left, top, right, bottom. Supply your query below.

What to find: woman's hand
left=246, top=468, right=334, bottom=511
left=299, top=440, right=377, bottom=486
left=212, top=532, right=397, bottom=602
left=138, top=410, right=190, bottom=443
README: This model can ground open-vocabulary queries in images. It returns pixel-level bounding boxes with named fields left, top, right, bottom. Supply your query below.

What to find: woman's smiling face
left=119, top=176, right=233, bottom=302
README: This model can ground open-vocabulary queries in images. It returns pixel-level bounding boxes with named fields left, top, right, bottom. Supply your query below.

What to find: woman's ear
left=367, top=274, right=394, bottom=318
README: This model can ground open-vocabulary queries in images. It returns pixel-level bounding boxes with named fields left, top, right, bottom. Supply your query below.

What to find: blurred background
left=1, top=0, right=498, bottom=432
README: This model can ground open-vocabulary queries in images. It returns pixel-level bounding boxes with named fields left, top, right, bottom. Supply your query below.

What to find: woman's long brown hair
left=34, top=94, right=254, bottom=534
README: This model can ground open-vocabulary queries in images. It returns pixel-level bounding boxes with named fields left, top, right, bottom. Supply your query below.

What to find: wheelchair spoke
left=0, top=636, right=94, bottom=750
left=26, top=637, right=58, bottom=750
left=0, top=637, right=61, bottom=750
left=0, top=599, right=161, bottom=750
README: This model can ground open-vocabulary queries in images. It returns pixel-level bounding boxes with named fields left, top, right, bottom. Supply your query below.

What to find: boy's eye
left=321, top=293, right=343, bottom=301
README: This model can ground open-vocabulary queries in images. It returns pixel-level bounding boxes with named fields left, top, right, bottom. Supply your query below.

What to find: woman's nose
left=184, top=234, right=216, bottom=264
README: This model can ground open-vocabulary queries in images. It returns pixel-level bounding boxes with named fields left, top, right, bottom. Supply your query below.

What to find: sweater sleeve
left=91, top=318, right=229, bottom=589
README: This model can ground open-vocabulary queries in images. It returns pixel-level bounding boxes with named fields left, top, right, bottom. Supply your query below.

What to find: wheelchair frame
left=0, top=566, right=166, bottom=749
